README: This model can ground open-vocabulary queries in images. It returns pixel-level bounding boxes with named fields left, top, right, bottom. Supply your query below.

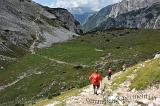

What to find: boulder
left=154, top=54, right=160, bottom=59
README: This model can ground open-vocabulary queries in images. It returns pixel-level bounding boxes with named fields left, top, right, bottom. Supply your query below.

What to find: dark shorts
left=108, top=73, right=112, bottom=77
left=93, top=85, right=100, bottom=89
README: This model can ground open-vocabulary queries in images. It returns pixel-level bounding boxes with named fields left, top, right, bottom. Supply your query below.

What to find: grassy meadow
left=0, top=29, right=160, bottom=105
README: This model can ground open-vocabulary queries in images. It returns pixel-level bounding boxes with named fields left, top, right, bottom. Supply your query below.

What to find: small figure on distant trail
left=122, top=64, right=127, bottom=71
left=104, top=62, right=109, bottom=71
left=108, top=68, right=113, bottom=80
left=95, top=62, right=101, bottom=69
left=89, top=70, right=102, bottom=95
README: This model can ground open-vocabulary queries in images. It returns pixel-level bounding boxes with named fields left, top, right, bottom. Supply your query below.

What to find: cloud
left=32, top=0, right=54, bottom=6
left=49, top=0, right=122, bottom=11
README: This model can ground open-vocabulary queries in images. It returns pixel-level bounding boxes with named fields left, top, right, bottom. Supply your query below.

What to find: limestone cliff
left=83, top=0, right=160, bottom=32
left=0, top=0, right=82, bottom=57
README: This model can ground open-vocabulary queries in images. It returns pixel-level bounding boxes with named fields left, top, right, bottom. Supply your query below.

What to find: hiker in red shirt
left=89, top=70, right=102, bottom=95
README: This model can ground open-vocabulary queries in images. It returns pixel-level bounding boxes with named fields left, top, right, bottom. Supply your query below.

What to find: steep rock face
left=44, top=7, right=83, bottom=34
left=108, top=0, right=159, bottom=17
left=83, top=5, right=112, bottom=32
left=83, top=0, right=160, bottom=32
left=93, top=2, right=160, bottom=31
left=0, top=0, right=82, bottom=57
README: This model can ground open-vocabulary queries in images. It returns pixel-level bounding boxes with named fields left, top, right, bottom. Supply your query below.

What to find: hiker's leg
left=96, top=85, right=100, bottom=95
left=108, top=74, right=111, bottom=80
left=109, top=74, right=112, bottom=80
left=108, top=73, right=110, bottom=80
left=93, top=85, right=96, bottom=94
left=108, top=75, right=110, bottom=80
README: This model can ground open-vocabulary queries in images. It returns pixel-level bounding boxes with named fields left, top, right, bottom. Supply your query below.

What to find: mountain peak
left=83, top=0, right=160, bottom=32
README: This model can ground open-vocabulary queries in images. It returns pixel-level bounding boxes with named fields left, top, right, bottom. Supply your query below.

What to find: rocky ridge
left=83, top=0, right=160, bottom=32
left=93, top=2, right=160, bottom=31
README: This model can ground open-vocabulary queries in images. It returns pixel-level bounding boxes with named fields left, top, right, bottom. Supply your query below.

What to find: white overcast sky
left=33, top=0, right=122, bottom=11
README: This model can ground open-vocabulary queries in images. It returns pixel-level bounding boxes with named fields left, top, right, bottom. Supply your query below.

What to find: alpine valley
left=0, top=0, right=160, bottom=105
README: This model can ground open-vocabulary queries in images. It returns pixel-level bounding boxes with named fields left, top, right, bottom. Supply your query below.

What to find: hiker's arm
left=89, top=74, right=92, bottom=80
left=100, top=80, right=102, bottom=88
left=100, top=76, right=103, bottom=87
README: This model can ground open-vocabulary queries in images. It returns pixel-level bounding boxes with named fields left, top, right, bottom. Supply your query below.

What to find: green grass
left=0, top=54, right=49, bottom=84
left=33, top=88, right=81, bottom=106
left=73, top=29, right=160, bottom=70
left=0, top=44, right=28, bottom=58
left=38, top=29, right=160, bottom=71
left=130, top=58, right=160, bottom=90
left=111, top=66, right=137, bottom=90
left=112, top=58, right=160, bottom=90
left=0, top=54, right=91, bottom=105
left=38, top=42, right=103, bottom=65
left=0, top=44, right=28, bottom=69
left=0, top=29, right=160, bottom=105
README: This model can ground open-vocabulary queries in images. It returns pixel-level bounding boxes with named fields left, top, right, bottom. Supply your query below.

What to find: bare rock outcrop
left=0, top=0, right=82, bottom=57
left=83, top=0, right=160, bottom=32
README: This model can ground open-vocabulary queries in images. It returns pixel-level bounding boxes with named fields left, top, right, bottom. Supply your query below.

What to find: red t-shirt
left=108, top=69, right=112, bottom=74
left=89, top=73, right=102, bottom=86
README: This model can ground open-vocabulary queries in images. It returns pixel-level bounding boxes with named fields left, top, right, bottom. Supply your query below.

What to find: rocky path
left=0, top=70, right=34, bottom=91
left=34, top=55, right=160, bottom=106
left=112, top=63, right=160, bottom=105
left=64, top=72, right=122, bottom=106
left=44, top=72, right=122, bottom=106
left=36, top=54, right=90, bottom=68
left=0, top=73, right=29, bottom=91
left=30, top=29, right=40, bottom=54
left=64, top=79, right=108, bottom=106
left=43, top=58, right=160, bottom=106
left=0, top=55, right=16, bottom=61
left=29, top=9, right=43, bottom=54
left=0, top=67, right=45, bottom=91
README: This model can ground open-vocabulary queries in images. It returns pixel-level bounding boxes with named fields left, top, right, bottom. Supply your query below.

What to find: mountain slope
left=83, top=0, right=160, bottom=32
left=0, top=29, right=160, bottom=105
left=34, top=56, right=160, bottom=106
left=93, top=2, right=160, bottom=31
left=0, top=0, right=82, bottom=59
left=83, top=5, right=113, bottom=32
left=73, top=12, right=96, bottom=25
